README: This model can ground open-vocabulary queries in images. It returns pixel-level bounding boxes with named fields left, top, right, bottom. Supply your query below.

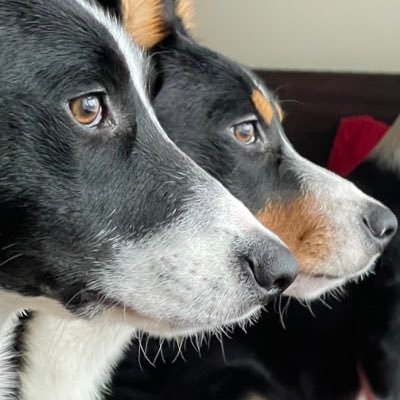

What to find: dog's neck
left=0, top=294, right=134, bottom=400
left=370, top=115, right=400, bottom=174
left=0, top=308, right=21, bottom=400
left=0, top=292, right=51, bottom=399
left=19, top=312, right=133, bottom=400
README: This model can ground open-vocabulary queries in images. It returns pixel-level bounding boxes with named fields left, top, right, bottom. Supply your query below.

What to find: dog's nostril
left=244, top=240, right=297, bottom=298
left=383, top=226, right=397, bottom=238
left=362, top=204, right=398, bottom=248
left=272, top=276, right=293, bottom=292
left=246, top=256, right=257, bottom=276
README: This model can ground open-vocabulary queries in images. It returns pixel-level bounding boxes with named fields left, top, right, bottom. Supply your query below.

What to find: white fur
left=0, top=311, right=20, bottom=400
left=19, top=312, right=133, bottom=400
left=0, top=292, right=132, bottom=400
left=0, top=293, right=75, bottom=400
left=94, top=185, right=284, bottom=337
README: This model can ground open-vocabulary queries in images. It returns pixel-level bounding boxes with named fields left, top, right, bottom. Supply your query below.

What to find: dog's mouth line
left=83, top=290, right=261, bottom=334
left=298, top=254, right=381, bottom=282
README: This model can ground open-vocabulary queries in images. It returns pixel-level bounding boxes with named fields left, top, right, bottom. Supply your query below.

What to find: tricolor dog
left=0, top=0, right=300, bottom=399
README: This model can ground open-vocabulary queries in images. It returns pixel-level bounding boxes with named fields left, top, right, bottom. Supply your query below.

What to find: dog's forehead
left=177, top=44, right=281, bottom=124
left=0, top=0, right=148, bottom=99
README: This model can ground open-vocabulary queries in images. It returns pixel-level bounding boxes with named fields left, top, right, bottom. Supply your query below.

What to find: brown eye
left=232, top=121, right=257, bottom=144
left=69, top=95, right=103, bottom=127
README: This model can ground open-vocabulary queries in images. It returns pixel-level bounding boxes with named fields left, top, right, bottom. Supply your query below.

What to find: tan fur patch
left=176, top=0, right=194, bottom=30
left=256, top=196, right=332, bottom=274
left=252, top=90, right=274, bottom=126
left=121, top=0, right=167, bottom=49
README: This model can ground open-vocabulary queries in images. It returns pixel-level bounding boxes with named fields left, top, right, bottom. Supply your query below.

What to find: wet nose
left=243, top=235, right=298, bottom=300
left=362, top=204, right=398, bottom=249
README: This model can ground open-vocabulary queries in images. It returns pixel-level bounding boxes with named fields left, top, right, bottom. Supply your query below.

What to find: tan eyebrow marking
left=121, top=0, right=167, bottom=49
left=251, top=89, right=274, bottom=125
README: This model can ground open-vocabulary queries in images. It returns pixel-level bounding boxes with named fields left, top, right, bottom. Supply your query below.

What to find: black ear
left=120, top=0, right=194, bottom=50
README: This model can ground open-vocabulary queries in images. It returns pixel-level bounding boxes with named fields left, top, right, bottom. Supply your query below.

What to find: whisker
left=0, top=253, right=23, bottom=268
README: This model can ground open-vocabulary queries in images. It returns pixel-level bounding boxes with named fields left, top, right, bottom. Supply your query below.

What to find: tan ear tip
left=176, top=0, right=195, bottom=30
left=121, top=0, right=168, bottom=49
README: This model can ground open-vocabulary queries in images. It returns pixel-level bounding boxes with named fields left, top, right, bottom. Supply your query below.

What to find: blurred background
left=193, top=0, right=400, bottom=73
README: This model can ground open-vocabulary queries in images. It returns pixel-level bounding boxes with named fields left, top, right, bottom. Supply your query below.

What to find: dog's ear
left=175, top=0, right=194, bottom=32
left=120, top=0, right=194, bottom=49
left=121, top=0, right=166, bottom=49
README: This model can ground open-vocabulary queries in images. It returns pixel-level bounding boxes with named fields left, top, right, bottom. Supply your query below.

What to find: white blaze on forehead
left=73, top=0, right=171, bottom=142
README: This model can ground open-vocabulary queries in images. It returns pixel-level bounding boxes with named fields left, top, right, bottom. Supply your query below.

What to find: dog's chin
left=102, top=304, right=262, bottom=338
left=284, top=254, right=381, bottom=300
left=283, top=274, right=347, bottom=300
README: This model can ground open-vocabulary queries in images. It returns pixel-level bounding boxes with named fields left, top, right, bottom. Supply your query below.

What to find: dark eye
left=232, top=121, right=257, bottom=144
left=69, top=95, right=103, bottom=127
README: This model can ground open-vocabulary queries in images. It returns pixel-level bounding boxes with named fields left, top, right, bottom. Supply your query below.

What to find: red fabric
left=327, top=116, right=389, bottom=177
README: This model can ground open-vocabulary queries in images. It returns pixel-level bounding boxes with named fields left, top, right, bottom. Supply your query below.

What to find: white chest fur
left=0, top=311, right=21, bottom=400
left=18, top=313, right=133, bottom=400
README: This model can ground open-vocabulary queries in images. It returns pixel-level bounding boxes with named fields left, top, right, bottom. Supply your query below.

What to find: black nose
left=362, top=204, right=398, bottom=249
left=244, top=236, right=297, bottom=299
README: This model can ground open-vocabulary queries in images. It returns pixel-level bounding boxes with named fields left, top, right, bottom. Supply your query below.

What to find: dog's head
left=111, top=0, right=397, bottom=299
left=0, top=0, right=300, bottom=337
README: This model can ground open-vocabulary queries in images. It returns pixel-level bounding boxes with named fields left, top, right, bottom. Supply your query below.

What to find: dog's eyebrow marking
left=251, top=89, right=274, bottom=126
left=176, top=0, right=195, bottom=30
left=121, top=0, right=167, bottom=49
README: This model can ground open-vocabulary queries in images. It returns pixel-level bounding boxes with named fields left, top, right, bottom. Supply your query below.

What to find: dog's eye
left=69, top=95, right=103, bottom=127
left=232, top=121, right=257, bottom=144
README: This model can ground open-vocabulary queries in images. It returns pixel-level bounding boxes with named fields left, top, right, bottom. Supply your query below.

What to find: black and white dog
left=0, top=0, right=302, bottom=399
left=0, top=1, right=396, bottom=400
